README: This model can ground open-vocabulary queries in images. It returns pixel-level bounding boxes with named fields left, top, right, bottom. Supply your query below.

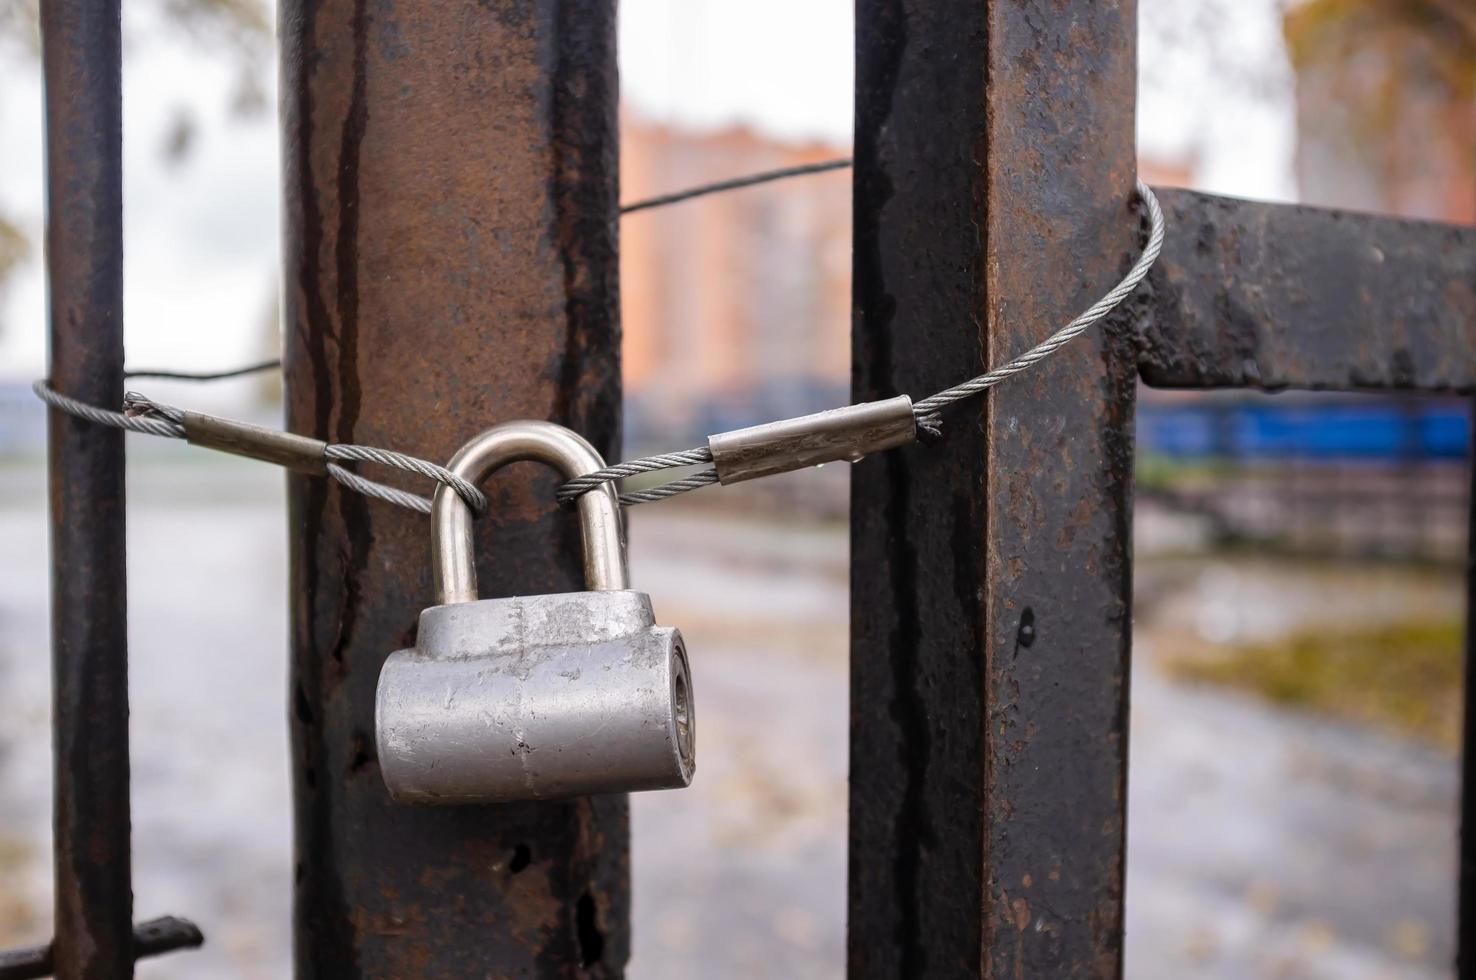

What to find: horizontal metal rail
left=1139, top=188, right=1476, bottom=392
left=0, top=919, right=204, bottom=980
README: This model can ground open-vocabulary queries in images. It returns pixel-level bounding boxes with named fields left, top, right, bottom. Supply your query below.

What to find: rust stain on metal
left=1140, top=188, right=1476, bottom=393
left=1011, top=897, right=1030, bottom=932
left=1462, top=422, right=1476, bottom=971
left=39, top=1, right=139, bottom=976
left=852, top=0, right=1136, bottom=976
left=281, top=0, right=625, bottom=974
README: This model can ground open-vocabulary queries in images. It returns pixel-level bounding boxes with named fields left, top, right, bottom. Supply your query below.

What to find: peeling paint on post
left=851, top=0, right=1139, bottom=975
left=279, top=1, right=626, bottom=975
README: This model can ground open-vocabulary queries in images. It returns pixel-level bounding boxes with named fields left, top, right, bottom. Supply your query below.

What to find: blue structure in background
left=1137, top=395, right=1470, bottom=461
left=625, top=383, right=1471, bottom=465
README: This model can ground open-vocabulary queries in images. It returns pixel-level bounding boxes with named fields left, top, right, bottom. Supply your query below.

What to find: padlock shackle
left=432, top=421, right=628, bottom=605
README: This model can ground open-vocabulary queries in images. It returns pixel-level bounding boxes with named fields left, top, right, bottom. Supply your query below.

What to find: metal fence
left=849, top=4, right=1474, bottom=976
left=6, top=0, right=1475, bottom=977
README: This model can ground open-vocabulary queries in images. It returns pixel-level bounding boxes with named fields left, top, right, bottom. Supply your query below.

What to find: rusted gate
left=9, top=0, right=1475, bottom=978
left=850, top=2, right=1476, bottom=978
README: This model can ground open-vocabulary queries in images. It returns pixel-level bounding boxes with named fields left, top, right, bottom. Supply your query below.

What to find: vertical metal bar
left=850, top=0, right=1139, bottom=975
left=39, top=2, right=132, bottom=977
left=1459, top=413, right=1476, bottom=976
left=279, top=1, right=625, bottom=975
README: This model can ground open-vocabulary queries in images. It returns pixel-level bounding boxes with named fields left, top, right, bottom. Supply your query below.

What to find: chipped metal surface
left=280, top=0, right=626, bottom=973
left=1139, top=189, right=1476, bottom=393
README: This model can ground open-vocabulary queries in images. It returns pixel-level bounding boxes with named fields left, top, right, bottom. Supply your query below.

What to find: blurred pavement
left=0, top=459, right=1460, bottom=978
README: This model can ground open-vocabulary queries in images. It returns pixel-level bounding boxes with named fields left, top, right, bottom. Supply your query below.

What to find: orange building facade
left=620, top=114, right=852, bottom=448
left=1285, top=0, right=1475, bottom=222
left=619, top=112, right=1197, bottom=450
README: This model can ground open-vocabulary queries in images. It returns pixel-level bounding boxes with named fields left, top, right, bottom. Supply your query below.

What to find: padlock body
left=376, top=590, right=694, bottom=804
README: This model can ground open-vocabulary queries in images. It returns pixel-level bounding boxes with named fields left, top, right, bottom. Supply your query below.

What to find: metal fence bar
left=1463, top=413, right=1476, bottom=975
left=279, top=0, right=626, bottom=973
left=850, top=0, right=1140, bottom=975
left=39, top=2, right=133, bottom=976
left=0, top=920, right=203, bottom=980
left=1139, top=189, right=1476, bottom=393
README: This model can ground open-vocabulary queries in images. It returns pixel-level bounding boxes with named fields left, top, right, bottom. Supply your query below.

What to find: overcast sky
left=0, top=0, right=1296, bottom=395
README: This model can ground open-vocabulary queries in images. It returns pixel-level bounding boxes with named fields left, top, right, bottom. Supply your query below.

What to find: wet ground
left=0, top=458, right=1461, bottom=977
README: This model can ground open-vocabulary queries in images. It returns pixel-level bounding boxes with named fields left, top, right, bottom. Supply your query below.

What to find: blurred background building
left=621, top=116, right=851, bottom=450
left=1287, top=0, right=1475, bottom=222
left=617, top=123, right=1200, bottom=512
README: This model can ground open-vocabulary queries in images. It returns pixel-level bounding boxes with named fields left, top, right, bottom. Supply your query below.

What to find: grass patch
left=1169, top=619, right=1465, bottom=749
left=1135, top=453, right=1238, bottom=493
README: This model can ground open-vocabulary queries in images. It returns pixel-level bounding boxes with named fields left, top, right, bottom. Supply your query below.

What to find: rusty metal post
left=39, top=1, right=132, bottom=976
left=850, top=0, right=1139, bottom=975
left=279, top=1, right=625, bottom=975
left=1462, top=419, right=1476, bottom=976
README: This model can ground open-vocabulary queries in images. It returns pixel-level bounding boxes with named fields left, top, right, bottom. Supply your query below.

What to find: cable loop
left=324, top=445, right=487, bottom=514
left=36, top=380, right=485, bottom=516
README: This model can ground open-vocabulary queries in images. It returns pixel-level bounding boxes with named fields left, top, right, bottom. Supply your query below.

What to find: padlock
left=375, top=420, right=695, bottom=804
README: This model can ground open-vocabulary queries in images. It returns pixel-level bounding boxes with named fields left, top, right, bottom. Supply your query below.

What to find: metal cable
left=620, top=158, right=852, bottom=215
left=123, top=359, right=282, bottom=381
left=34, top=380, right=186, bottom=438
left=122, top=390, right=186, bottom=424
left=616, top=468, right=720, bottom=505
left=326, top=462, right=433, bottom=514
left=554, top=447, right=714, bottom=504
left=36, top=175, right=1163, bottom=516
left=44, top=159, right=857, bottom=510
left=560, top=180, right=1164, bottom=506
left=325, top=445, right=487, bottom=513
left=911, top=179, right=1164, bottom=418
left=34, top=380, right=482, bottom=515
